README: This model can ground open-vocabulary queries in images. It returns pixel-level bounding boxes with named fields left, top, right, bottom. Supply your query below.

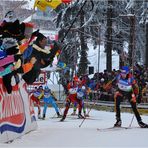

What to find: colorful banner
left=0, top=78, right=37, bottom=143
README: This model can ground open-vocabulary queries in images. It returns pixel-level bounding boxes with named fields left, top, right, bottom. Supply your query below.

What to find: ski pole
left=79, top=100, right=97, bottom=128
left=128, top=89, right=137, bottom=127
left=52, top=95, right=67, bottom=118
left=51, top=100, right=64, bottom=118
left=129, top=115, right=134, bottom=127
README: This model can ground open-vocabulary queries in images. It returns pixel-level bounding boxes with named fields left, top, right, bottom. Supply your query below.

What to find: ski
left=97, top=126, right=139, bottom=132
left=6, top=140, right=14, bottom=143
left=51, top=116, right=62, bottom=119
left=68, top=116, right=98, bottom=120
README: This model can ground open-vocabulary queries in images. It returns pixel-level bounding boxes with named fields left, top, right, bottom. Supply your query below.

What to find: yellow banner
left=34, top=0, right=47, bottom=11
left=45, top=0, right=62, bottom=9
left=34, top=0, right=62, bottom=11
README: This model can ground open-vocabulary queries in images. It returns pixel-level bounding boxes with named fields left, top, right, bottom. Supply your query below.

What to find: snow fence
left=0, top=78, right=37, bottom=143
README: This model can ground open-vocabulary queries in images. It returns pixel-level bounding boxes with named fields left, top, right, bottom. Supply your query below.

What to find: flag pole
left=60, top=0, right=87, bottom=43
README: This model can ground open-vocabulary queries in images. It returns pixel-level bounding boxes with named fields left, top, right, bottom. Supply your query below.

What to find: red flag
left=62, top=0, right=72, bottom=3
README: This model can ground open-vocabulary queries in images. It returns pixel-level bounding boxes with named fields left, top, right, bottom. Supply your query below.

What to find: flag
left=34, top=0, right=72, bottom=11
left=34, top=0, right=62, bottom=11
left=57, top=61, right=66, bottom=68
left=45, top=0, right=62, bottom=9
left=62, top=0, right=72, bottom=3
left=34, top=0, right=47, bottom=11
left=55, top=49, right=61, bottom=57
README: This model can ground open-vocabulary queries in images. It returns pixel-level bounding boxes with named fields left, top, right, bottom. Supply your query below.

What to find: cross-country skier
left=30, top=85, right=44, bottom=119
left=60, top=79, right=84, bottom=121
left=105, top=66, right=148, bottom=128
left=71, top=86, right=88, bottom=117
left=42, top=86, right=62, bottom=119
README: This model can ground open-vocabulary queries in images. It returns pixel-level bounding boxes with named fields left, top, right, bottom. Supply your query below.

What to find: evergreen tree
left=54, top=0, right=147, bottom=75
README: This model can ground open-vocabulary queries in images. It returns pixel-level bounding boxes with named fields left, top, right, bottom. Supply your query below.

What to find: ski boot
left=38, top=114, right=42, bottom=119
left=138, top=121, right=148, bottom=128
left=84, top=112, right=89, bottom=117
left=78, top=114, right=85, bottom=119
left=71, top=111, right=76, bottom=116
left=57, top=112, right=62, bottom=118
left=42, top=114, right=46, bottom=120
left=114, top=120, right=122, bottom=127
left=60, top=115, right=66, bottom=122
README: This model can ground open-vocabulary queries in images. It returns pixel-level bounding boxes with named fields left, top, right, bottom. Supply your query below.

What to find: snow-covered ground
left=1, top=107, right=148, bottom=148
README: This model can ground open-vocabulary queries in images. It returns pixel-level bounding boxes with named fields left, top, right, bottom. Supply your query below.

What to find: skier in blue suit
left=42, top=86, right=62, bottom=119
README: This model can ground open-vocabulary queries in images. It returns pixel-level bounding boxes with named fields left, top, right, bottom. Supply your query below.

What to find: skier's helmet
left=44, top=86, right=50, bottom=90
left=121, top=66, right=129, bottom=74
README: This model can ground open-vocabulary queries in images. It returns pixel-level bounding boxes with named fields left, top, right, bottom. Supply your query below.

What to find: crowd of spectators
left=62, top=64, right=148, bottom=103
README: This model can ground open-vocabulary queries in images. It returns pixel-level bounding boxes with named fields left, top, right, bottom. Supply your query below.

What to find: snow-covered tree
left=54, top=0, right=147, bottom=75
left=0, top=0, right=33, bottom=22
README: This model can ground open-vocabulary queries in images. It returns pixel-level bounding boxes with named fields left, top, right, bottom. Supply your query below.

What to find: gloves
left=131, top=93, right=136, bottom=103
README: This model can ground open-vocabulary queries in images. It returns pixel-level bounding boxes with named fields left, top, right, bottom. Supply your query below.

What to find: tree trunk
left=106, top=0, right=113, bottom=72
left=128, top=15, right=136, bottom=67
left=78, top=10, right=88, bottom=76
left=145, top=22, right=148, bottom=67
